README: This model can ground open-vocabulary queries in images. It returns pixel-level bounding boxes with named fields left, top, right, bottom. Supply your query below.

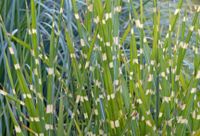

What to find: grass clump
left=0, top=0, right=200, bottom=135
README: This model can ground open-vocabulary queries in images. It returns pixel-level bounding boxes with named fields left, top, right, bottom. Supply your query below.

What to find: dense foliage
left=0, top=0, right=200, bottom=135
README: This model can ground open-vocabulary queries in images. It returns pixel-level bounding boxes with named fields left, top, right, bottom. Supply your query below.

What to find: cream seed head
left=39, top=54, right=43, bottom=59
left=34, top=68, right=38, bottom=75
left=71, top=113, right=75, bottom=119
left=84, top=113, right=88, bottom=119
left=166, top=33, right=169, bottom=38
left=86, top=132, right=94, bottom=136
left=174, top=9, right=180, bottom=15
left=20, top=101, right=25, bottom=105
left=87, top=4, right=93, bottom=12
left=153, top=7, right=157, bottom=13
left=159, top=84, right=162, bottom=90
left=80, top=39, right=85, bottom=47
left=172, top=67, right=176, bottom=74
left=169, top=25, right=172, bottom=31
left=198, top=102, right=200, bottom=108
left=46, top=104, right=53, bottom=113
left=12, top=89, right=16, bottom=94
left=110, top=121, right=115, bottom=128
left=9, top=47, right=14, bottom=54
left=191, top=88, right=197, bottom=94
left=85, top=61, right=90, bottom=69
left=105, top=12, right=112, bottom=20
left=113, top=37, right=119, bottom=45
left=14, top=64, right=20, bottom=70
left=114, top=80, right=119, bottom=86
left=131, top=28, right=134, bottom=34
left=189, top=26, right=194, bottom=31
left=163, top=96, right=171, bottom=103
left=197, top=6, right=200, bottom=12
left=99, top=129, right=104, bottom=135
left=102, top=53, right=107, bottom=61
left=105, top=42, right=110, bottom=47
left=166, top=119, right=173, bottom=127
left=135, top=82, right=139, bottom=88
left=110, top=93, right=115, bottom=99
left=76, top=95, right=81, bottom=103
left=114, top=6, right=122, bottom=13
left=28, top=28, right=37, bottom=35
left=94, top=16, right=100, bottom=24
left=44, top=55, right=48, bottom=60
left=193, top=47, right=198, bottom=54
left=146, top=89, right=154, bottom=95
left=159, top=112, right=163, bottom=118
left=80, top=96, right=84, bottom=102
left=32, top=28, right=37, bottom=34
left=39, top=78, right=42, bottom=85
left=161, top=72, right=166, bottom=78
left=133, top=59, right=138, bottom=64
left=146, top=120, right=152, bottom=127
left=35, top=59, right=39, bottom=65
left=15, top=126, right=21, bottom=133
left=47, top=67, right=54, bottom=75
left=109, top=62, right=113, bottom=68
left=39, top=133, right=44, bottom=136
left=140, top=65, right=143, bottom=70
left=74, top=13, right=79, bottom=20
left=115, top=120, right=120, bottom=128
left=148, top=74, right=153, bottom=82
left=175, top=75, right=179, bottom=81
left=177, top=116, right=188, bottom=124
left=37, top=93, right=43, bottom=100
left=196, top=70, right=200, bottom=79
left=143, top=37, right=147, bottom=43
left=136, top=99, right=143, bottom=104
left=192, top=110, right=196, bottom=119
left=70, top=53, right=76, bottom=59
left=183, top=16, right=187, bottom=22
left=102, top=19, right=106, bottom=24
left=99, top=94, right=104, bottom=99
left=170, top=91, right=175, bottom=98
left=146, top=110, right=151, bottom=115
left=22, top=94, right=27, bottom=99
left=27, top=93, right=32, bottom=99
left=30, top=85, right=35, bottom=91
left=95, top=80, right=101, bottom=88
left=28, top=29, right=32, bottom=35
left=94, top=109, right=98, bottom=115
left=179, top=103, right=186, bottom=110
left=119, top=68, right=123, bottom=75
left=197, top=115, right=200, bottom=120
left=141, top=116, right=145, bottom=121
left=45, top=124, right=53, bottom=130
left=97, top=34, right=103, bottom=41
left=77, top=109, right=80, bottom=115
left=135, top=19, right=143, bottom=29
left=151, top=60, right=155, bottom=65
left=0, top=89, right=8, bottom=96
left=60, top=8, right=63, bottom=13
left=107, top=95, right=110, bottom=101
left=30, top=117, right=40, bottom=122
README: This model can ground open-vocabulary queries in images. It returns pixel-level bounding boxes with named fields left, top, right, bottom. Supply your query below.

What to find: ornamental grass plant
left=0, top=0, right=200, bottom=135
